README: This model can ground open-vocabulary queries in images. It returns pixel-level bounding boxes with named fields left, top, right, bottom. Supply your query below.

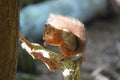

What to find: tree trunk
left=0, top=0, right=19, bottom=80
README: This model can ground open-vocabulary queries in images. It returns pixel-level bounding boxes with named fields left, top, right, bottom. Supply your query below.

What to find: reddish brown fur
left=43, top=24, right=86, bottom=61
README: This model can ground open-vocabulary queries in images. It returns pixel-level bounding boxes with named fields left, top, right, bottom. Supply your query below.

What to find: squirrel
left=43, top=14, right=87, bottom=62
left=43, top=24, right=86, bottom=62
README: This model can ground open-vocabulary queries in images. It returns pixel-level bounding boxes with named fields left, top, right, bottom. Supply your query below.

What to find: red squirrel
left=43, top=24, right=86, bottom=62
left=43, top=14, right=87, bottom=62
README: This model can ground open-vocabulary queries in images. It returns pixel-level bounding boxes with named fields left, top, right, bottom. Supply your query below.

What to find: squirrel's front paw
left=44, top=41, right=49, bottom=46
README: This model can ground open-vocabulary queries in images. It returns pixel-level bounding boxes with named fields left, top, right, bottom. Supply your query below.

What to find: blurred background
left=18, top=0, right=120, bottom=80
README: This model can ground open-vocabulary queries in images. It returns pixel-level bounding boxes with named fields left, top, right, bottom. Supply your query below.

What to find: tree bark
left=0, top=0, right=19, bottom=80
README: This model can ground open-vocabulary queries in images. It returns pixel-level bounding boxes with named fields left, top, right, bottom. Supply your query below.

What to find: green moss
left=21, top=74, right=36, bottom=80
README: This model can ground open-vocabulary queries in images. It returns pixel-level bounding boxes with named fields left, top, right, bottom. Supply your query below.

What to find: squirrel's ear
left=45, top=24, right=47, bottom=27
left=45, top=24, right=51, bottom=28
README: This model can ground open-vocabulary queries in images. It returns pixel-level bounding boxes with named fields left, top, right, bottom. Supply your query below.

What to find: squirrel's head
left=43, top=24, right=62, bottom=46
left=43, top=24, right=54, bottom=46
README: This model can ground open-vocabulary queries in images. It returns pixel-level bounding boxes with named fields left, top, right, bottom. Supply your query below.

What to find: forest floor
left=81, top=16, right=120, bottom=80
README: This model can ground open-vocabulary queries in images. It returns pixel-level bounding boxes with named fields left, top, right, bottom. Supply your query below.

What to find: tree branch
left=19, top=33, right=82, bottom=80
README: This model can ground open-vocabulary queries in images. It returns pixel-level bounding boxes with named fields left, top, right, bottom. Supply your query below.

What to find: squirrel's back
left=60, top=30, right=86, bottom=56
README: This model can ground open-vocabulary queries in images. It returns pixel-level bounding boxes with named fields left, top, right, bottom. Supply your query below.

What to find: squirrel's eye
left=46, top=31, right=49, bottom=34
